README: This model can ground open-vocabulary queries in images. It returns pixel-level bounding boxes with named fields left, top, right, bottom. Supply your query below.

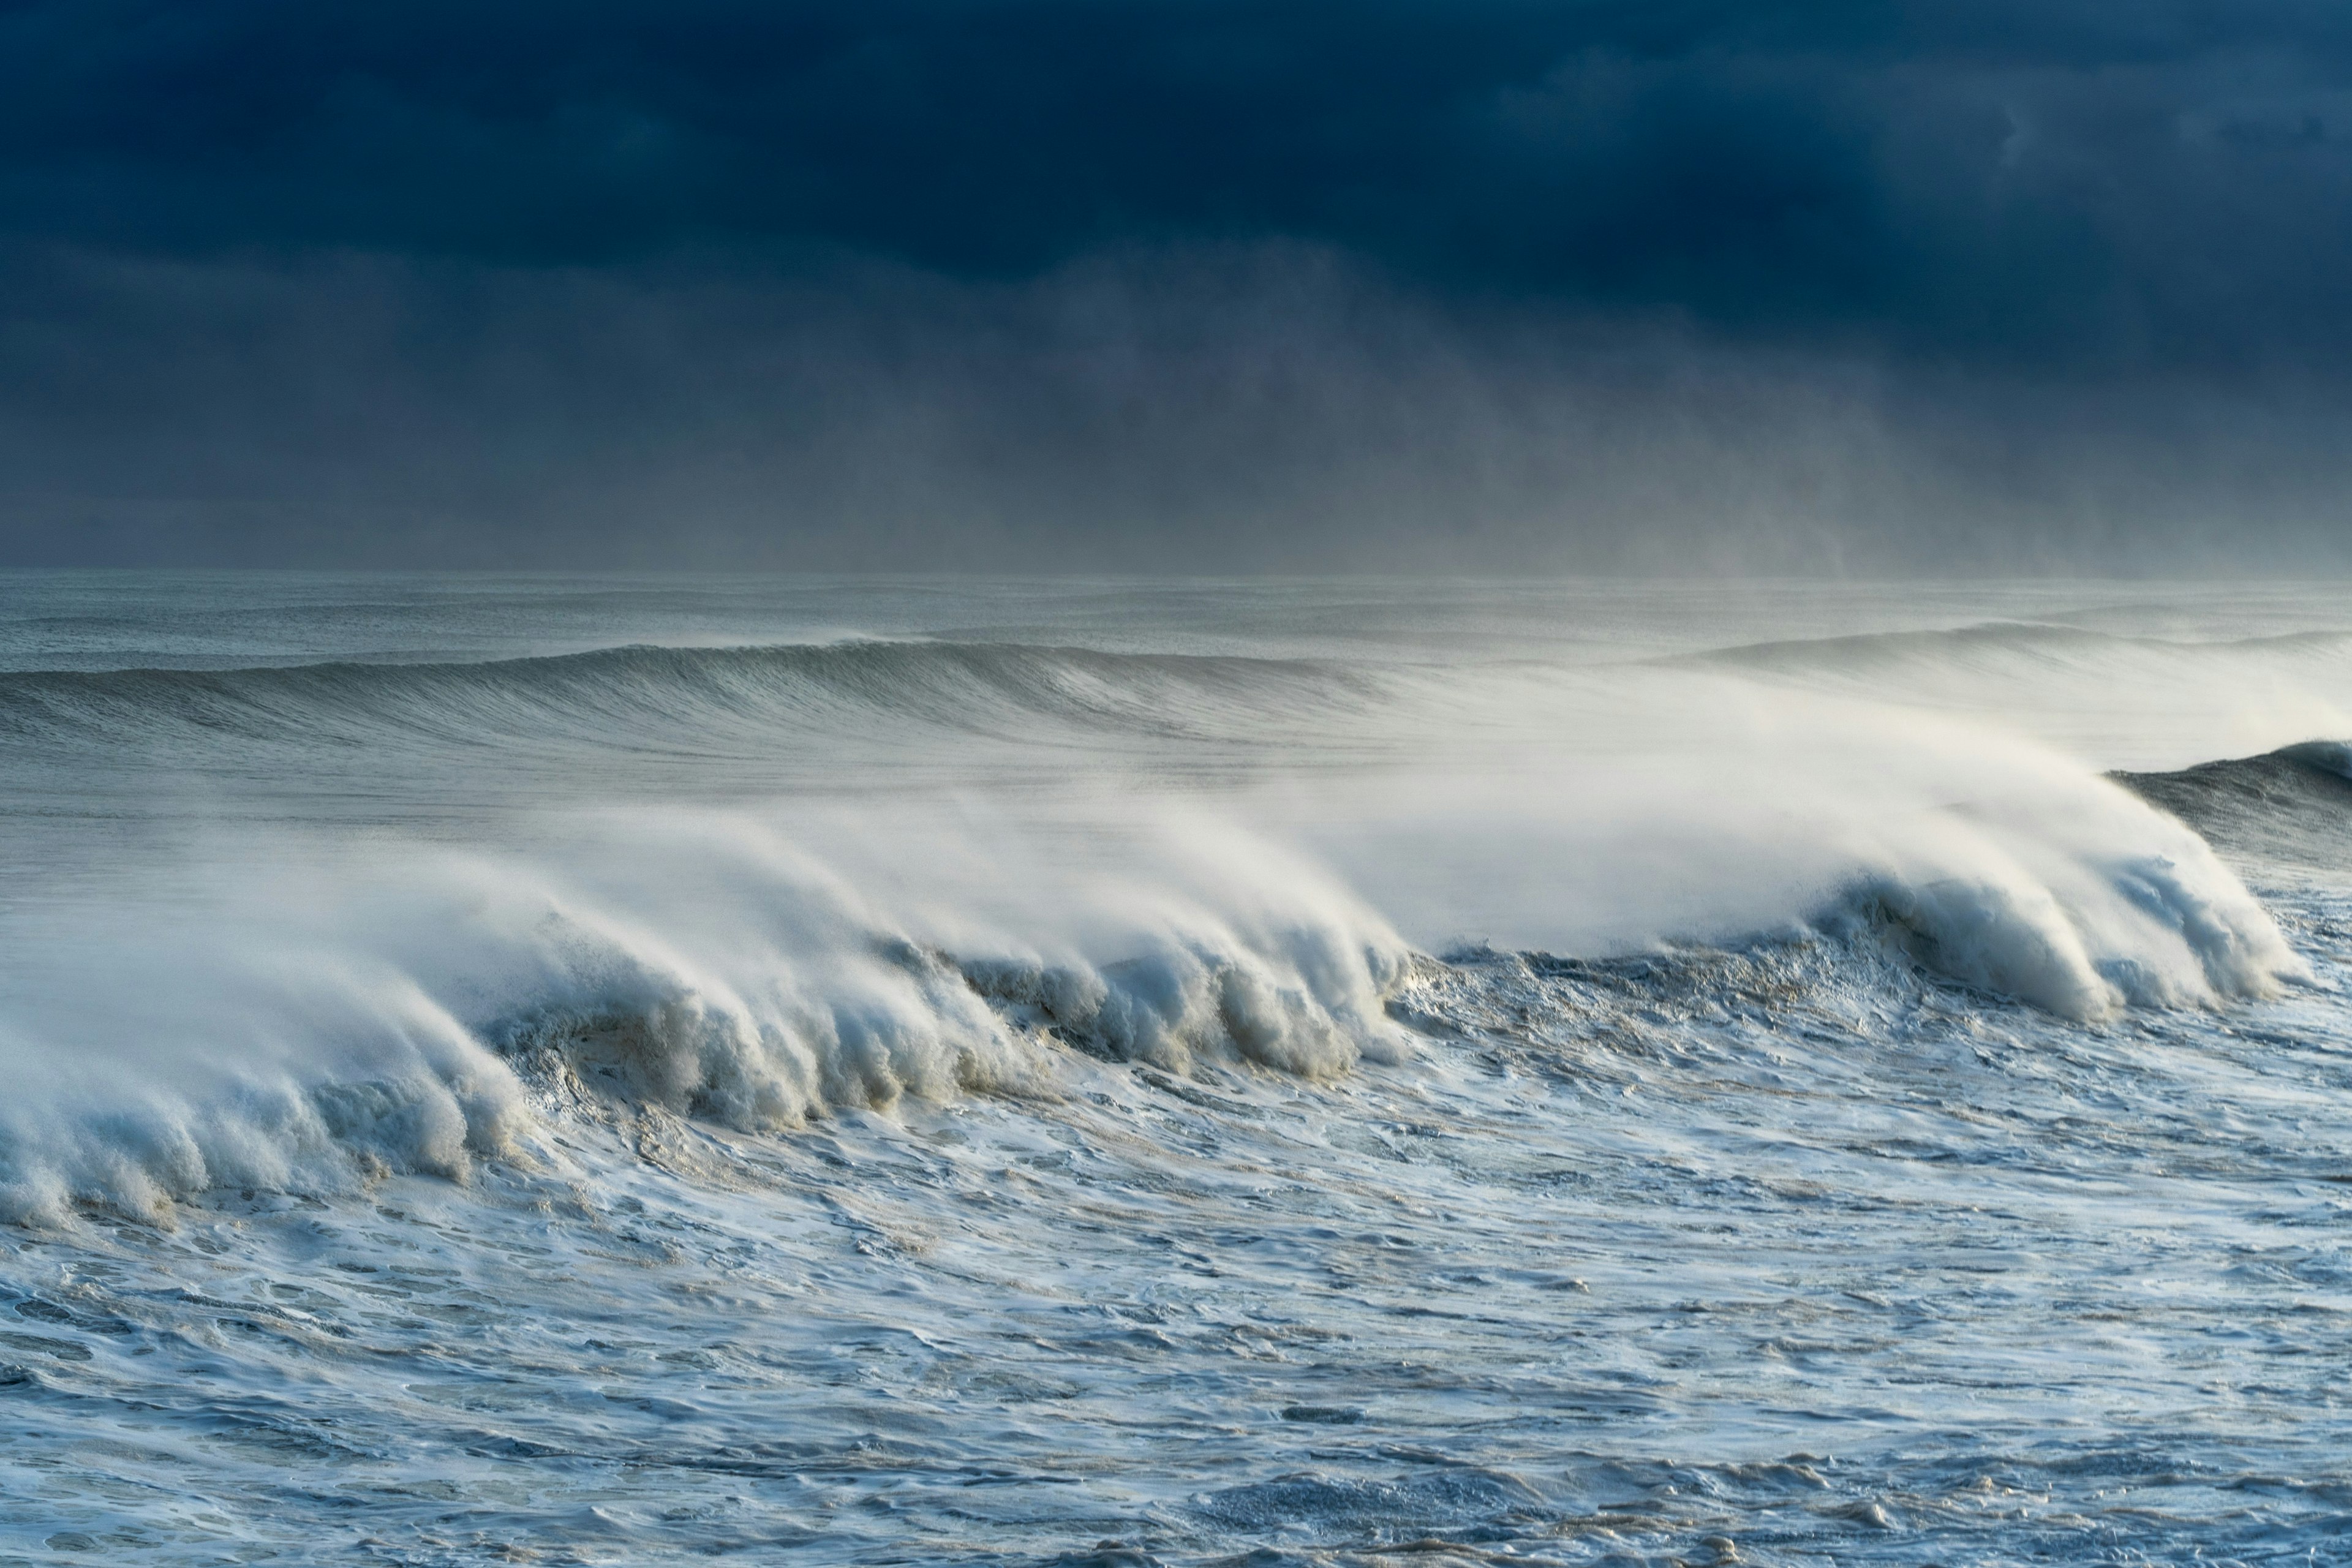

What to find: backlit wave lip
left=0, top=734, right=2340, bottom=1227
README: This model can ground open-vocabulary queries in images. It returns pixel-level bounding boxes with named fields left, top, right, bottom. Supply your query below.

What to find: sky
left=4, top=1, right=2351, bottom=571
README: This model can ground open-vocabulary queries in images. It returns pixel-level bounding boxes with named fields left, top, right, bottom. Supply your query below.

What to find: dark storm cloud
left=4, top=1, right=2351, bottom=566
left=13, top=0, right=2352, bottom=363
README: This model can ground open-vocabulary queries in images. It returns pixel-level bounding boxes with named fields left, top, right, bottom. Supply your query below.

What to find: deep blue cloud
left=6, top=1, right=2351, bottom=369
left=4, top=2, right=2351, bottom=567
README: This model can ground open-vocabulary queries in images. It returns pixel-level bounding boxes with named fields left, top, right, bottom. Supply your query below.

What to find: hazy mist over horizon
left=7, top=2, right=2352, bottom=571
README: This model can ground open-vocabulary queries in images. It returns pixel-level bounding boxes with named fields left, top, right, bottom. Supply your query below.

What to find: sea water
left=0, top=574, right=2347, bottom=1565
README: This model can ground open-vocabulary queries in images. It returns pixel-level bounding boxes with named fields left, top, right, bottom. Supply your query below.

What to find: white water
left=2, top=575, right=2350, bottom=1564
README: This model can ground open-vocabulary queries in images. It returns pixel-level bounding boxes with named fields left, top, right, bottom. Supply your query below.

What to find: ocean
left=1, top=573, right=2347, bottom=1566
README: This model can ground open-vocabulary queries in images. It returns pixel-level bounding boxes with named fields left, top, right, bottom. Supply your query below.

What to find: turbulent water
left=2, top=574, right=2350, bottom=1567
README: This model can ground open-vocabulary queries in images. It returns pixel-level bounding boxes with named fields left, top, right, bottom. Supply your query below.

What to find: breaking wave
left=0, top=810, right=1415, bottom=1224
left=0, top=733, right=2324, bottom=1224
left=0, top=616, right=2342, bottom=1226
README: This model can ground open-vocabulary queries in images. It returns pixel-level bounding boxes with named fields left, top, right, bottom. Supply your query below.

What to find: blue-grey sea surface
left=1, top=575, right=2348, bottom=1566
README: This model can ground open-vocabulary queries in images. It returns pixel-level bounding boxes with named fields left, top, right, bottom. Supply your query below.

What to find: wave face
left=4, top=575, right=2352, bottom=1566
left=2115, top=739, right=2352, bottom=865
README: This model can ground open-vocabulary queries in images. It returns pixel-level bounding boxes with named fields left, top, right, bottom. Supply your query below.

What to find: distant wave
left=0, top=641, right=1374, bottom=752
left=1677, top=620, right=2352, bottom=676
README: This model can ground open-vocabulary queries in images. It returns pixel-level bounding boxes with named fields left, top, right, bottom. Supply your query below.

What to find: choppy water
left=2, top=574, right=2350, bottom=1566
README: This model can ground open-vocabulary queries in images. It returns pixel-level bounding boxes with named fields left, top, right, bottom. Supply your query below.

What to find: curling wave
left=0, top=731, right=2330, bottom=1223
left=0, top=809, right=1415, bottom=1224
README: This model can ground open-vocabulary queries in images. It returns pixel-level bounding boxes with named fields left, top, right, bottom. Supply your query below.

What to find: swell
left=1678, top=620, right=2352, bottom=676
left=0, top=640, right=1374, bottom=753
